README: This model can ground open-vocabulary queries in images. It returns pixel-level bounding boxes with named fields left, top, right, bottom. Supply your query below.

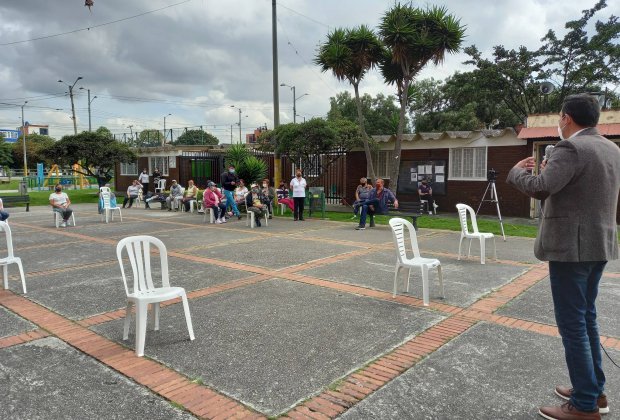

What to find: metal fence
left=178, top=151, right=225, bottom=188
left=115, top=126, right=224, bottom=147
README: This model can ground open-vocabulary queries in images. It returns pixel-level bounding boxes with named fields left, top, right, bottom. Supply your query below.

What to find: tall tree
left=12, top=133, right=55, bottom=168
left=174, top=129, right=219, bottom=146
left=379, top=3, right=465, bottom=187
left=327, top=91, right=406, bottom=135
left=0, top=138, right=14, bottom=169
left=41, top=132, right=136, bottom=187
left=316, top=25, right=383, bottom=181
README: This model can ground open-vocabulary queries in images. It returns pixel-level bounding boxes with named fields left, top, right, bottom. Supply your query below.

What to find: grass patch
left=0, top=179, right=20, bottom=190
left=169, top=401, right=185, bottom=410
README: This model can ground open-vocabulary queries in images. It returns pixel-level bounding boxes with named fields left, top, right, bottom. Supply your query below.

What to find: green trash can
left=307, top=187, right=326, bottom=218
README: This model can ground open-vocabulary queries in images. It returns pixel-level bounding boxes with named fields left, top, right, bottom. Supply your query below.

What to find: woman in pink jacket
left=203, top=182, right=227, bottom=223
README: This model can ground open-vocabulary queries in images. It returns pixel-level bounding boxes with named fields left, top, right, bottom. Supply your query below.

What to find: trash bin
left=18, top=180, right=27, bottom=195
left=307, top=187, right=326, bottom=218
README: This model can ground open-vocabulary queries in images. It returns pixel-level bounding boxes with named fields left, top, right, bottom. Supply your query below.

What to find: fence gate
left=179, top=151, right=224, bottom=188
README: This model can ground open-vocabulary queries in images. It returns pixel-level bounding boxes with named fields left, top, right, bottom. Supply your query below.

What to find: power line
left=0, top=0, right=193, bottom=47
left=277, top=2, right=331, bottom=29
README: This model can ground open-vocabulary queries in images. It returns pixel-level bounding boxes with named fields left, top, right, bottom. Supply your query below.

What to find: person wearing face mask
left=122, top=180, right=142, bottom=208
left=277, top=181, right=294, bottom=211
left=203, top=182, right=227, bottom=223
left=138, top=168, right=150, bottom=194
left=290, top=169, right=307, bottom=221
left=353, top=177, right=373, bottom=217
left=356, top=178, right=398, bottom=230
left=261, top=178, right=276, bottom=219
left=221, top=164, right=242, bottom=220
left=245, top=185, right=266, bottom=227
left=49, top=184, right=73, bottom=228
left=508, top=94, right=620, bottom=420
left=417, top=178, right=435, bottom=215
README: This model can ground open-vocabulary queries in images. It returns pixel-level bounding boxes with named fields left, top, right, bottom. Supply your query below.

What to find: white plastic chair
left=202, top=207, right=216, bottom=224
left=155, top=179, right=166, bottom=193
left=116, top=236, right=195, bottom=357
left=0, top=221, right=26, bottom=294
left=101, top=191, right=122, bottom=223
left=456, top=203, right=496, bottom=264
left=389, top=218, right=443, bottom=306
left=54, top=211, right=76, bottom=228
left=136, top=189, right=143, bottom=206
left=246, top=207, right=269, bottom=228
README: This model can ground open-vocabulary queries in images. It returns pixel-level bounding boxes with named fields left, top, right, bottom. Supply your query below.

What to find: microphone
left=544, top=145, right=554, bottom=161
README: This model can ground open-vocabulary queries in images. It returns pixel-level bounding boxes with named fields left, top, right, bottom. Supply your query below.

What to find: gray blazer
left=507, top=128, right=620, bottom=262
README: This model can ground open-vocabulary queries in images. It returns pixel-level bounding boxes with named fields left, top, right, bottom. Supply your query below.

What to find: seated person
left=122, top=180, right=141, bottom=208
left=356, top=178, right=398, bottom=230
left=203, top=181, right=227, bottom=223
left=353, top=177, right=373, bottom=216
left=49, top=184, right=73, bottom=227
left=276, top=181, right=294, bottom=211
left=260, top=178, right=276, bottom=218
left=417, top=178, right=435, bottom=214
left=181, top=179, right=198, bottom=211
left=0, top=197, right=9, bottom=222
left=163, top=179, right=183, bottom=211
left=245, top=185, right=267, bottom=227
left=234, top=179, right=248, bottom=204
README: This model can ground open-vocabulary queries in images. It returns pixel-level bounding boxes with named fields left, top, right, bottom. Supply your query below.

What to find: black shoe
left=145, top=203, right=150, bottom=209
left=355, top=225, right=365, bottom=230
left=268, top=215, right=272, bottom=219
left=256, top=220, right=261, bottom=227
left=237, top=214, right=242, bottom=220
left=294, top=218, right=298, bottom=221
left=299, top=218, right=305, bottom=221
left=369, top=220, right=375, bottom=228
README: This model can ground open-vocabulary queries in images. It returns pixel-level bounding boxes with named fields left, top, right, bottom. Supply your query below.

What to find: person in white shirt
left=122, top=180, right=141, bottom=208
left=290, top=169, right=307, bottom=221
left=49, top=184, right=73, bottom=227
left=138, top=168, right=150, bottom=194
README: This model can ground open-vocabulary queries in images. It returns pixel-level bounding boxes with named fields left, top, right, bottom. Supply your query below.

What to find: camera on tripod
left=487, top=168, right=499, bottom=182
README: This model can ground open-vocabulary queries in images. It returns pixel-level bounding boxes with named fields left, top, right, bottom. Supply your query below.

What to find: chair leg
left=393, top=264, right=400, bottom=297
left=458, top=236, right=464, bottom=260
left=16, top=260, right=26, bottom=294
left=421, top=265, right=430, bottom=306
left=493, top=237, right=497, bottom=260
left=264, top=211, right=269, bottom=227
left=118, top=209, right=123, bottom=222
left=467, top=238, right=473, bottom=258
left=437, top=264, right=444, bottom=299
left=480, top=237, right=486, bottom=265
left=180, top=293, right=195, bottom=341
left=153, top=303, right=160, bottom=331
left=2, top=264, right=7, bottom=289
left=135, top=303, right=148, bottom=357
left=406, top=267, right=412, bottom=293
left=123, top=302, right=132, bottom=340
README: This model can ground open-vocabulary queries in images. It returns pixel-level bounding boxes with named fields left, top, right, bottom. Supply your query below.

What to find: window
left=449, top=147, right=487, bottom=180
left=149, top=156, right=170, bottom=176
left=372, top=150, right=393, bottom=178
left=120, top=161, right=138, bottom=176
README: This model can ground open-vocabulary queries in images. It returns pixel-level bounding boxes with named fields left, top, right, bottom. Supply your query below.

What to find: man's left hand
left=514, top=156, right=536, bottom=170
left=393, top=200, right=399, bottom=209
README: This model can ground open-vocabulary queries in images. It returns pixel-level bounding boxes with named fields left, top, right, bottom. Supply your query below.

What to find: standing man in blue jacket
left=221, top=163, right=242, bottom=220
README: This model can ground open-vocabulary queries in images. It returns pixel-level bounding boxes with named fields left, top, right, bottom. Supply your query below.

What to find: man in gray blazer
left=507, top=94, right=620, bottom=420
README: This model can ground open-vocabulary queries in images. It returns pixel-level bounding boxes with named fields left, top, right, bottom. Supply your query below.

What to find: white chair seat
left=54, top=211, right=76, bottom=228
left=127, top=286, right=186, bottom=304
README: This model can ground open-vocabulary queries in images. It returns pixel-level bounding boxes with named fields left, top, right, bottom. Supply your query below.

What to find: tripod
left=476, top=180, right=506, bottom=241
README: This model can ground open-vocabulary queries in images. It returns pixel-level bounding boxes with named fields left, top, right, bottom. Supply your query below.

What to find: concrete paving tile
left=0, top=307, right=37, bottom=338
left=15, top=241, right=117, bottom=274
left=93, top=278, right=445, bottom=416
left=340, top=322, right=620, bottom=419
left=298, top=224, right=395, bottom=245
left=0, top=337, right=195, bottom=419
left=13, top=256, right=253, bottom=320
left=496, top=275, right=620, bottom=339
left=183, top=237, right=362, bottom=269
left=143, top=226, right=261, bottom=251
left=300, top=250, right=528, bottom=307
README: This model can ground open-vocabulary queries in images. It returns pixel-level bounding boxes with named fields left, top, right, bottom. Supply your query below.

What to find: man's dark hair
left=561, top=94, right=600, bottom=127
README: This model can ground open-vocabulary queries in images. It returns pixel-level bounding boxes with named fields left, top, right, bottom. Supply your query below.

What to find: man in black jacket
left=221, top=164, right=242, bottom=220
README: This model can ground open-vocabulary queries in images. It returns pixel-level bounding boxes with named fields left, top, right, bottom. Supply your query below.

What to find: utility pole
left=237, top=108, right=242, bottom=144
left=128, top=125, right=134, bottom=140
left=21, top=101, right=28, bottom=176
left=163, top=113, right=171, bottom=146
left=230, top=125, right=233, bottom=143
left=272, top=0, right=281, bottom=186
left=58, top=77, right=82, bottom=134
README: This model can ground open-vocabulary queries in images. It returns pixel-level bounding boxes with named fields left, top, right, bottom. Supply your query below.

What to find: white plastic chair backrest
left=389, top=218, right=422, bottom=262
left=0, top=221, right=15, bottom=259
left=116, top=236, right=170, bottom=297
left=456, top=203, right=480, bottom=235
left=101, top=191, right=112, bottom=209
left=179, top=187, right=185, bottom=195
left=157, top=179, right=166, bottom=190
left=100, top=186, right=111, bottom=194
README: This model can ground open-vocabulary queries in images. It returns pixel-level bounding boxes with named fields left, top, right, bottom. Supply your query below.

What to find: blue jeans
left=0, top=210, right=8, bottom=221
left=549, top=261, right=607, bottom=412
left=223, top=189, right=239, bottom=216
left=358, top=198, right=380, bottom=227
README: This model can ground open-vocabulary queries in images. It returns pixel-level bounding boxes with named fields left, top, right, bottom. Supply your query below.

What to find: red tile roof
left=518, top=123, right=620, bottom=139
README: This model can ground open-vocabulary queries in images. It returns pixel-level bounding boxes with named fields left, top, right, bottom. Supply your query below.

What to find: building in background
left=246, top=125, right=268, bottom=145
left=18, top=123, right=49, bottom=136
left=0, top=129, right=19, bottom=143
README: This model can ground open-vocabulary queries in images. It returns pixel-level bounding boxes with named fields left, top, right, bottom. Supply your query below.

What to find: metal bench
left=388, top=201, right=424, bottom=230
left=0, top=195, right=30, bottom=212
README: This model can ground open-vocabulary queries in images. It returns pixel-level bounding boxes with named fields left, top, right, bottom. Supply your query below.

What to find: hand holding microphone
left=541, top=145, right=554, bottom=171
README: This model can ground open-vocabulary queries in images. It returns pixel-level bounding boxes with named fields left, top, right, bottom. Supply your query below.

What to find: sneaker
left=220, top=218, right=227, bottom=223
left=215, top=219, right=222, bottom=224
left=539, top=402, right=601, bottom=420
left=355, top=226, right=365, bottom=230
left=428, top=211, right=433, bottom=215
left=256, top=220, right=261, bottom=227
left=269, top=215, right=273, bottom=219
left=145, top=203, right=150, bottom=209
left=227, top=211, right=233, bottom=217
left=237, top=214, right=242, bottom=220
left=60, top=222, right=67, bottom=228
left=555, top=386, right=608, bottom=414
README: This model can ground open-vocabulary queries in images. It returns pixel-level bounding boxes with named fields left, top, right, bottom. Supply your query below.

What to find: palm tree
left=316, top=25, right=383, bottom=181
left=379, top=3, right=465, bottom=187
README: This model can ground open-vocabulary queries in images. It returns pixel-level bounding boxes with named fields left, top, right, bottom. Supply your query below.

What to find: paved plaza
left=1, top=204, right=619, bottom=419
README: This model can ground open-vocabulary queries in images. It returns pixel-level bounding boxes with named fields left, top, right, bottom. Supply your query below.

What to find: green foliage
left=0, top=138, right=14, bottom=168
left=95, top=126, right=113, bottom=140
left=327, top=91, right=407, bottom=135
left=41, top=131, right=136, bottom=184
left=224, top=144, right=267, bottom=184
left=136, top=129, right=164, bottom=147
left=12, top=133, right=56, bottom=168
left=174, top=129, right=219, bottom=146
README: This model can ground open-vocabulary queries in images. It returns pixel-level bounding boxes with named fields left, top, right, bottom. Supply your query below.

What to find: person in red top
left=203, top=182, right=227, bottom=223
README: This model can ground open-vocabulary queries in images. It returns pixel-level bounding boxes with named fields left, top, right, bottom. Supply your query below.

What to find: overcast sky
left=0, top=0, right=615, bottom=143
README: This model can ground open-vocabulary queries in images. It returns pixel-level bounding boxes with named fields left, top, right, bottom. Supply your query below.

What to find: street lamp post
left=163, top=113, right=171, bottom=146
left=280, top=83, right=308, bottom=124
left=79, top=87, right=97, bottom=131
left=21, top=101, right=28, bottom=176
left=230, top=106, right=243, bottom=144
left=58, top=77, right=82, bottom=134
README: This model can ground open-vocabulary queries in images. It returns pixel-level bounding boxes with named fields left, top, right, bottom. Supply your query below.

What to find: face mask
left=296, top=174, right=301, bottom=178
left=557, top=124, right=567, bottom=140
left=229, top=169, right=235, bottom=174
left=55, top=188, right=61, bottom=192
left=252, top=189, right=258, bottom=194
left=262, top=183, right=267, bottom=188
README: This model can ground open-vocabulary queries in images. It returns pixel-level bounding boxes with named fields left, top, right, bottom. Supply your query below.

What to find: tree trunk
left=353, top=83, right=377, bottom=182
left=389, top=78, right=411, bottom=191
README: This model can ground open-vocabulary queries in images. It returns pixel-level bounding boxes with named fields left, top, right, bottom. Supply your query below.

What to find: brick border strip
left=0, top=290, right=265, bottom=420
left=0, top=328, right=50, bottom=349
